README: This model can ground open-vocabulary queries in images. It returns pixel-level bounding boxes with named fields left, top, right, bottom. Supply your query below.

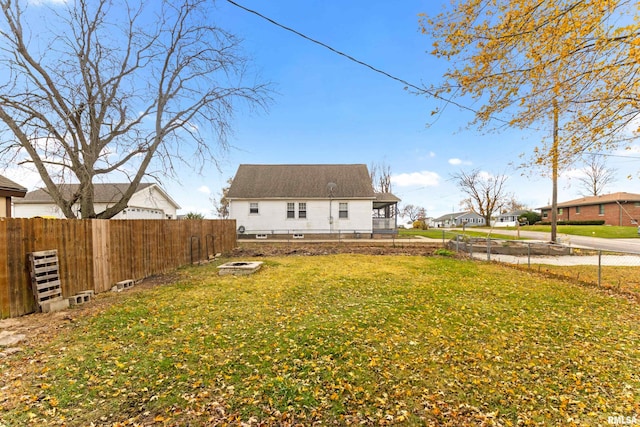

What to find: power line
left=224, top=0, right=640, bottom=151
left=223, top=0, right=489, bottom=119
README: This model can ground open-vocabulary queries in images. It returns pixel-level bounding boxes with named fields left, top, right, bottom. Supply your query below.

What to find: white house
left=0, top=175, right=27, bottom=218
left=227, top=164, right=400, bottom=238
left=492, top=210, right=529, bottom=227
left=13, top=183, right=180, bottom=219
left=433, top=211, right=486, bottom=228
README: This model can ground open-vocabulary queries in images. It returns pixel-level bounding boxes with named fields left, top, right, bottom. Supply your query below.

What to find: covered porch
left=372, top=192, right=401, bottom=234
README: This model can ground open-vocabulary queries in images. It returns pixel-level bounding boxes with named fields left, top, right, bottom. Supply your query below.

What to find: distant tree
left=401, top=204, right=427, bottom=222
left=577, top=155, right=616, bottom=197
left=211, top=178, right=232, bottom=219
left=503, top=197, right=527, bottom=213
left=412, top=219, right=428, bottom=230
left=519, top=211, right=541, bottom=225
left=370, top=161, right=395, bottom=218
left=0, top=0, right=269, bottom=219
left=183, top=212, right=205, bottom=220
left=370, top=161, right=392, bottom=194
left=452, top=169, right=509, bottom=226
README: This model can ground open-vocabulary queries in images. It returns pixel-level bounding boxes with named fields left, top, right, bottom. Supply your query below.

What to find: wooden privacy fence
left=0, top=218, right=236, bottom=319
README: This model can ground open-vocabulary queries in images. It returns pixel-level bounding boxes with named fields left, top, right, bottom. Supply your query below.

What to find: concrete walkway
left=470, top=252, right=640, bottom=266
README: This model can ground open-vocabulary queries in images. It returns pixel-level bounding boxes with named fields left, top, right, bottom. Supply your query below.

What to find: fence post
left=455, top=235, right=459, bottom=252
left=598, top=250, right=602, bottom=287
left=527, top=243, right=531, bottom=269
left=486, top=238, right=491, bottom=261
left=442, top=230, right=445, bottom=245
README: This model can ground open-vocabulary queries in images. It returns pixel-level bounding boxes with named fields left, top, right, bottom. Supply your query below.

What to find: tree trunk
left=551, top=102, right=559, bottom=243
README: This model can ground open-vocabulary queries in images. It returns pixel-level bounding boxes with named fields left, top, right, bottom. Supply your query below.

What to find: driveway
left=470, top=228, right=640, bottom=255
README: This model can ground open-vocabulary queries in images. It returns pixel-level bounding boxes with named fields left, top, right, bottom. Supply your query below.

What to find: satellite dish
left=237, top=225, right=245, bottom=234
left=327, top=182, right=337, bottom=195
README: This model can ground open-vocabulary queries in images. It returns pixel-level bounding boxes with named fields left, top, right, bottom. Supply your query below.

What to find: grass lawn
left=1, top=255, right=639, bottom=426
left=518, top=225, right=639, bottom=239
left=399, top=228, right=522, bottom=241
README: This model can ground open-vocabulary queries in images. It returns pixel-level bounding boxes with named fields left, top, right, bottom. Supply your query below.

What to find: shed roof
left=0, top=175, right=27, bottom=197
left=227, top=164, right=378, bottom=199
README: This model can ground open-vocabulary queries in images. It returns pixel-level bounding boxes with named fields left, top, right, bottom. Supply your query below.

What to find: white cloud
left=391, top=171, right=440, bottom=187
left=615, top=144, right=640, bottom=156
left=197, top=185, right=211, bottom=194
left=560, top=168, right=586, bottom=179
left=448, top=158, right=472, bottom=166
left=2, top=165, right=44, bottom=191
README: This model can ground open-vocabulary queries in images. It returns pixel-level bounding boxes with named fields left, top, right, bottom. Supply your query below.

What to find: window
left=298, top=202, right=307, bottom=219
left=576, top=206, right=581, bottom=214
left=339, top=202, right=348, bottom=219
left=287, top=202, right=295, bottom=218
left=543, top=211, right=548, bottom=218
left=558, top=208, right=563, bottom=215
left=249, top=202, right=259, bottom=214
left=599, top=204, right=605, bottom=215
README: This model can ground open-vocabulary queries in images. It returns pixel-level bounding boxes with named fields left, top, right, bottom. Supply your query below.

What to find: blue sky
left=5, top=0, right=640, bottom=220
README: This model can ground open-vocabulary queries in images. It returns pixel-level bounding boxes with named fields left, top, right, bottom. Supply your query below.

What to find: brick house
left=539, top=192, right=640, bottom=226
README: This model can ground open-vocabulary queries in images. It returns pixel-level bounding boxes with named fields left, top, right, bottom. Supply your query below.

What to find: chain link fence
left=448, top=235, right=640, bottom=298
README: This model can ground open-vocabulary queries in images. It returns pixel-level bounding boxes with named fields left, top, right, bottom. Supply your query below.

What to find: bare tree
left=370, top=161, right=394, bottom=218
left=502, top=197, right=527, bottom=213
left=577, top=155, right=616, bottom=197
left=401, top=204, right=427, bottom=222
left=210, top=178, right=232, bottom=219
left=0, top=0, right=269, bottom=218
left=369, top=161, right=392, bottom=193
left=452, top=169, right=509, bottom=226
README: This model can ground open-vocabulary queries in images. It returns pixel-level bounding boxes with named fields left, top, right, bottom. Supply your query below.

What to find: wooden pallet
left=28, top=250, right=62, bottom=310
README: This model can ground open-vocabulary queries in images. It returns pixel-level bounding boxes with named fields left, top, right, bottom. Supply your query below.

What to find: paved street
left=459, top=228, right=640, bottom=255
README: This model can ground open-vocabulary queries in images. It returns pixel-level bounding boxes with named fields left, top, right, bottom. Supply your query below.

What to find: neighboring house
left=539, top=192, right=640, bottom=226
left=14, top=183, right=180, bottom=219
left=492, top=210, right=529, bottom=227
left=433, top=211, right=486, bottom=228
left=0, top=175, right=27, bottom=218
left=227, top=164, right=401, bottom=237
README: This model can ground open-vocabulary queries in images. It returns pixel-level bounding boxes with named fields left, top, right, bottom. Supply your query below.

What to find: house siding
left=14, top=186, right=179, bottom=219
left=230, top=199, right=373, bottom=234
left=125, top=186, right=178, bottom=219
left=541, top=201, right=640, bottom=226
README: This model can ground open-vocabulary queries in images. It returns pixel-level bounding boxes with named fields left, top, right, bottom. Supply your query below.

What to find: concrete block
left=68, top=295, right=84, bottom=306
left=69, top=293, right=92, bottom=306
left=112, top=280, right=134, bottom=292
left=41, top=297, right=69, bottom=313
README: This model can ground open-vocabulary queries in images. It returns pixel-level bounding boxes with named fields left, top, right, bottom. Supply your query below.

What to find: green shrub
left=539, top=220, right=605, bottom=225
left=433, top=248, right=454, bottom=256
left=413, top=220, right=428, bottom=230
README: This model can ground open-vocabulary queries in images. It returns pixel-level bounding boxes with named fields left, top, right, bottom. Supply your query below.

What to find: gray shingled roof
left=0, top=175, right=27, bottom=196
left=16, top=183, right=155, bottom=204
left=539, top=192, right=640, bottom=209
left=227, top=164, right=377, bottom=199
